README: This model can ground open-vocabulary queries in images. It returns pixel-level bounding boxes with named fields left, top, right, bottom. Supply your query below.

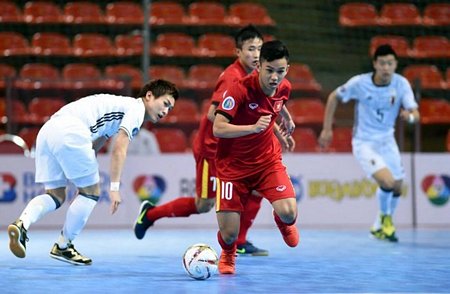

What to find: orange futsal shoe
left=218, top=249, right=236, bottom=274
left=273, top=211, right=300, bottom=247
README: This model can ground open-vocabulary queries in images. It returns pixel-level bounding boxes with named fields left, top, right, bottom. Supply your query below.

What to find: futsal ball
left=182, top=243, right=218, bottom=280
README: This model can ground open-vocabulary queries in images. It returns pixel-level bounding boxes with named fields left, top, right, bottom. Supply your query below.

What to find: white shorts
left=35, top=115, right=99, bottom=189
left=352, top=136, right=404, bottom=180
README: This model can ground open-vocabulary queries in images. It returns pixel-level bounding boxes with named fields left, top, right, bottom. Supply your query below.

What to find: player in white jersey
left=319, top=45, right=420, bottom=242
left=7, top=79, right=179, bottom=265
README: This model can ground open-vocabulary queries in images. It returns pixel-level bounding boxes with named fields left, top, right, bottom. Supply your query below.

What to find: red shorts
left=216, top=161, right=294, bottom=212
left=194, top=153, right=217, bottom=199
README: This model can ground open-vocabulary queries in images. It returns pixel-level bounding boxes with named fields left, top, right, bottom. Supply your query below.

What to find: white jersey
left=336, top=73, right=417, bottom=141
left=53, top=94, right=146, bottom=141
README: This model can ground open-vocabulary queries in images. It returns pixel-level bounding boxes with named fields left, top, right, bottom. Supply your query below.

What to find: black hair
left=373, top=44, right=397, bottom=61
left=234, top=24, right=264, bottom=49
left=137, top=79, right=179, bottom=100
left=260, top=40, right=289, bottom=63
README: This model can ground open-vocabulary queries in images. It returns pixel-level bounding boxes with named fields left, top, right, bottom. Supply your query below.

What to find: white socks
left=19, top=194, right=58, bottom=230
left=58, top=195, right=97, bottom=248
left=377, top=187, right=392, bottom=215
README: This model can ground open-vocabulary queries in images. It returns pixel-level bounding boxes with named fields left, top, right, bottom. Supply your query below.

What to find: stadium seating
left=151, top=33, right=196, bottom=57
left=286, top=98, right=325, bottom=125
left=291, top=128, right=318, bottom=152
left=115, top=34, right=144, bottom=57
left=0, top=32, right=30, bottom=56
left=62, top=63, right=103, bottom=90
left=73, top=33, right=116, bottom=57
left=18, top=127, right=40, bottom=149
left=0, top=1, right=23, bottom=23
left=28, top=97, right=65, bottom=124
left=63, top=2, right=105, bottom=24
left=339, top=3, right=379, bottom=27
left=105, top=2, right=143, bottom=25
left=104, top=64, right=143, bottom=91
left=0, top=97, right=5, bottom=123
left=423, top=3, right=450, bottom=26
left=410, top=36, right=450, bottom=59
left=369, top=36, right=411, bottom=58
left=23, top=1, right=63, bottom=24
left=447, top=68, right=450, bottom=89
left=287, top=63, right=322, bottom=94
left=197, top=33, right=235, bottom=58
left=160, top=99, right=200, bottom=124
left=153, top=128, right=188, bottom=152
left=328, top=127, right=353, bottom=152
left=31, top=32, right=73, bottom=56
left=403, top=65, right=446, bottom=90
left=379, top=3, right=422, bottom=26
left=17, top=63, right=61, bottom=91
left=419, top=99, right=450, bottom=124
left=185, top=64, right=224, bottom=90
left=150, top=2, right=188, bottom=26
left=0, top=134, right=29, bottom=155
left=5, top=99, right=29, bottom=124
left=0, top=64, right=17, bottom=92
left=187, top=2, right=227, bottom=26
left=227, top=2, right=275, bottom=26
left=149, top=65, right=186, bottom=89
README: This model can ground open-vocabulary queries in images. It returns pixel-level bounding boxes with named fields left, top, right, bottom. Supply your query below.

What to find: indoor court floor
left=1, top=227, right=449, bottom=293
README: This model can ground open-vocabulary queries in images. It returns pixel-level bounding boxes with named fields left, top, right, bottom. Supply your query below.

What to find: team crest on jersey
left=132, top=128, right=139, bottom=137
left=249, top=103, right=258, bottom=110
left=222, top=96, right=235, bottom=110
left=274, top=101, right=283, bottom=112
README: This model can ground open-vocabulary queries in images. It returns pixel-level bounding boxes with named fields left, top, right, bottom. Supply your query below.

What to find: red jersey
left=192, top=59, right=248, bottom=159
left=215, top=71, right=291, bottom=180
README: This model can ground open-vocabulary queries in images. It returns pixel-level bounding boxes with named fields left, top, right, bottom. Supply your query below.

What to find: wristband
left=110, top=182, right=120, bottom=191
left=408, top=113, right=415, bottom=124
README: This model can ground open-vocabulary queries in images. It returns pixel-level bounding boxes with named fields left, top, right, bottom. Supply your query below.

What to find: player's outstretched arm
left=319, top=90, right=339, bottom=148
left=213, top=113, right=271, bottom=138
left=108, top=129, right=129, bottom=214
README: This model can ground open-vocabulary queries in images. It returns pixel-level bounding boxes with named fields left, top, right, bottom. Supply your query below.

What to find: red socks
left=146, top=197, right=198, bottom=222
left=236, top=194, right=262, bottom=245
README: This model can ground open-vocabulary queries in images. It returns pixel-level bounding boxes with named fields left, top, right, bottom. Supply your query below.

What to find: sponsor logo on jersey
left=249, top=103, right=259, bottom=110
left=222, top=97, right=235, bottom=110
left=276, top=185, right=287, bottom=192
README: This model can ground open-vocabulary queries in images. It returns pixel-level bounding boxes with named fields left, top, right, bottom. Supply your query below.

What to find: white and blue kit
left=35, top=94, right=145, bottom=189
left=335, top=72, right=418, bottom=179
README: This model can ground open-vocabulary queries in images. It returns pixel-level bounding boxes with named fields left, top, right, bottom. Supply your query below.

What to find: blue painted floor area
left=1, top=228, right=450, bottom=293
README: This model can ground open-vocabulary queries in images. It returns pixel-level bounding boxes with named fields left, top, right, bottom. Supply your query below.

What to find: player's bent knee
left=195, top=198, right=215, bottom=213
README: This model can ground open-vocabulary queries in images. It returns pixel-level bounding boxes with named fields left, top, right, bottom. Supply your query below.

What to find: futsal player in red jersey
left=134, top=26, right=293, bottom=256
left=213, top=40, right=299, bottom=274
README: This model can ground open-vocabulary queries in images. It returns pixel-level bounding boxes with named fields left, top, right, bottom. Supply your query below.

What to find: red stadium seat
left=423, top=3, right=450, bottom=26
left=187, top=2, right=227, bottom=25
left=0, top=32, right=31, bottom=56
left=63, top=2, right=105, bottom=24
left=23, top=1, right=63, bottom=24
left=369, top=35, right=411, bottom=58
left=291, top=128, right=318, bottom=152
left=151, top=33, right=196, bottom=57
left=73, top=33, right=116, bottom=57
left=403, top=65, right=446, bottom=90
left=28, top=97, right=66, bottom=124
left=105, top=2, right=143, bottom=25
left=287, top=63, right=322, bottom=94
left=0, top=64, right=17, bottom=92
left=6, top=99, right=29, bottom=124
left=17, top=63, right=61, bottom=90
left=31, top=32, right=73, bottom=56
left=18, top=126, right=40, bottom=149
left=0, top=97, right=5, bottom=123
left=410, top=36, right=450, bottom=59
left=105, top=64, right=143, bottom=91
left=149, top=65, right=186, bottom=88
left=150, top=2, right=187, bottom=26
left=328, top=127, right=352, bottom=152
left=115, top=34, right=144, bottom=57
left=227, top=2, right=275, bottom=26
left=0, top=134, right=29, bottom=155
left=160, top=99, right=200, bottom=124
left=62, top=63, right=102, bottom=90
left=0, top=1, right=23, bottom=23
left=153, top=128, right=188, bottom=153
left=286, top=98, right=325, bottom=125
left=339, top=3, right=379, bottom=27
left=186, top=64, right=223, bottom=90
left=197, top=33, right=235, bottom=58
left=379, top=3, right=422, bottom=26
left=419, top=99, right=450, bottom=125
